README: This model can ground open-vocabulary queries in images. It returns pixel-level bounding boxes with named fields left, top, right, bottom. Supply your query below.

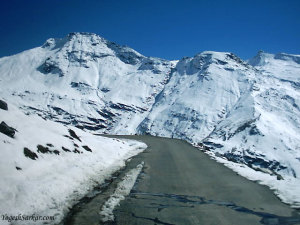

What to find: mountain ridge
left=1, top=32, right=300, bottom=207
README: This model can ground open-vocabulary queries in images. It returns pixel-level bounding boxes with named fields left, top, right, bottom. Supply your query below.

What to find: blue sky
left=0, top=0, right=299, bottom=60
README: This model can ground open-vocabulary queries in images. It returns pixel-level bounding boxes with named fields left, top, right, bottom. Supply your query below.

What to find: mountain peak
left=67, top=32, right=98, bottom=37
left=248, top=51, right=300, bottom=66
left=42, top=32, right=107, bottom=50
left=194, top=51, right=244, bottom=63
left=248, top=51, right=273, bottom=66
left=39, top=32, right=149, bottom=77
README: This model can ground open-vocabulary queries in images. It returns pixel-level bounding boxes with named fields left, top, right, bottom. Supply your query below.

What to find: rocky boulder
left=0, top=121, right=16, bottom=138
left=0, top=100, right=8, bottom=110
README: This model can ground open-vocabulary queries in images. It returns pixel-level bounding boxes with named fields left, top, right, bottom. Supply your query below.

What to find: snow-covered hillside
left=0, top=32, right=173, bottom=134
left=206, top=51, right=300, bottom=180
left=0, top=100, right=146, bottom=225
left=137, top=50, right=300, bottom=207
left=0, top=32, right=299, bottom=207
left=137, top=51, right=255, bottom=142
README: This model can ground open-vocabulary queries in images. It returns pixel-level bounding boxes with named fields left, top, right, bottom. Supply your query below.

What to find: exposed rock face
left=0, top=121, right=16, bottom=138
left=23, top=147, right=38, bottom=160
left=0, top=99, right=8, bottom=110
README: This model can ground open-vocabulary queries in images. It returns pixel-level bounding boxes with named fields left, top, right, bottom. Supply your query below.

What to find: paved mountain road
left=111, top=136, right=300, bottom=225
left=64, top=135, right=300, bottom=225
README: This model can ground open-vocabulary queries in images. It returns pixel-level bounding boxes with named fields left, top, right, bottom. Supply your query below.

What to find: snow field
left=0, top=103, right=147, bottom=225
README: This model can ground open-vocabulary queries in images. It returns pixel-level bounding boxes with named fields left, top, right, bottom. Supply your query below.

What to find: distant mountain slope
left=138, top=50, right=300, bottom=183
left=0, top=32, right=174, bottom=134
left=0, top=32, right=299, bottom=207
left=137, top=51, right=255, bottom=142
left=206, top=51, right=300, bottom=179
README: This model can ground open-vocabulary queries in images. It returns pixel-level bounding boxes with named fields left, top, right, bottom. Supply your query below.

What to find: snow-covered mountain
left=0, top=32, right=299, bottom=207
left=204, top=51, right=300, bottom=178
left=0, top=32, right=174, bottom=134
left=137, top=51, right=255, bottom=142
left=138, top=50, right=300, bottom=191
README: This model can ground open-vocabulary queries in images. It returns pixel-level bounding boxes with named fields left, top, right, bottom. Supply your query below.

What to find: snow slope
left=0, top=101, right=146, bottom=225
left=203, top=51, right=300, bottom=206
left=137, top=51, right=300, bottom=207
left=137, top=51, right=256, bottom=143
left=0, top=32, right=299, bottom=207
left=0, top=32, right=173, bottom=134
left=201, top=51, right=300, bottom=176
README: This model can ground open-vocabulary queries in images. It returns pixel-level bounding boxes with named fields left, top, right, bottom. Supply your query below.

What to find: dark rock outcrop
left=53, top=150, right=60, bottom=155
left=37, top=144, right=51, bottom=154
left=62, top=146, right=71, bottom=152
left=0, top=100, right=8, bottom=110
left=73, top=148, right=81, bottom=154
left=82, top=145, right=92, bottom=152
left=68, top=129, right=81, bottom=142
left=0, top=121, right=16, bottom=138
left=24, top=147, right=38, bottom=160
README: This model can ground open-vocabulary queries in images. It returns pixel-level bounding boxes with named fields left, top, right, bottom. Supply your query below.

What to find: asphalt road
left=111, top=135, right=300, bottom=225
left=63, top=135, right=300, bottom=225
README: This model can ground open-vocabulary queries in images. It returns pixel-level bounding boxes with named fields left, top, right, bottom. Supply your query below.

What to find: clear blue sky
left=0, top=0, right=299, bottom=60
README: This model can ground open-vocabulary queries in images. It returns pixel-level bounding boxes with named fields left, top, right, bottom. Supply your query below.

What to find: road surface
left=64, top=135, right=300, bottom=225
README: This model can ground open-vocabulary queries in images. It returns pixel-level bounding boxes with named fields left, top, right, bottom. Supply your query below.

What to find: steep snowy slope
left=137, top=51, right=255, bottom=142
left=203, top=51, right=300, bottom=206
left=248, top=50, right=300, bottom=82
left=0, top=32, right=173, bottom=134
left=0, top=100, right=146, bottom=225
left=205, top=51, right=300, bottom=180
left=137, top=50, right=300, bottom=206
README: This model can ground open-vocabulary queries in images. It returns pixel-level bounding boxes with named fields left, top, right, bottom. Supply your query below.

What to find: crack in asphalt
left=128, top=192, right=300, bottom=225
left=131, top=213, right=177, bottom=225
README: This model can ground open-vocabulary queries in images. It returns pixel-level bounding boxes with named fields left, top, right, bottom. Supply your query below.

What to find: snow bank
left=0, top=103, right=146, bottom=225
left=207, top=152, right=300, bottom=208
left=99, top=162, right=144, bottom=222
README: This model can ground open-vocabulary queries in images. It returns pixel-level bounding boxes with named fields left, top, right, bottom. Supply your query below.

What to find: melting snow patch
left=100, top=162, right=144, bottom=222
